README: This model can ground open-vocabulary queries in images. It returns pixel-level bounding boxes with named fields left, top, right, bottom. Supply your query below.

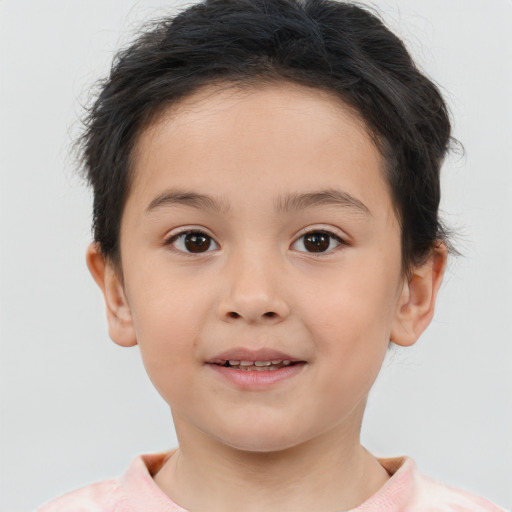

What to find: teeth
left=221, top=359, right=296, bottom=371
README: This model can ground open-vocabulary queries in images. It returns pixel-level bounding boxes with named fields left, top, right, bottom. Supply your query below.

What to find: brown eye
left=184, top=233, right=211, bottom=252
left=304, top=233, right=329, bottom=252
left=292, top=231, right=343, bottom=253
left=168, top=231, right=218, bottom=254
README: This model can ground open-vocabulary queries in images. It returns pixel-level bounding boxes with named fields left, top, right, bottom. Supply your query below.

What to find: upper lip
left=207, top=347, right=303, bottom=364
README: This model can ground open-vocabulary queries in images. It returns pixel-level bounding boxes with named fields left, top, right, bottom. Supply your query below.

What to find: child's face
left=98, top=83, right=422, bottom=452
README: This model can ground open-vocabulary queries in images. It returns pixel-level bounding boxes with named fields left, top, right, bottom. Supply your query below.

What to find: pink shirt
left=37, top=452, right=506, bottom=511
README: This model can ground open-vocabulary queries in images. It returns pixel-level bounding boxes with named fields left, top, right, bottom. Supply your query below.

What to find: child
left=36, top=0, right=506, bottom=510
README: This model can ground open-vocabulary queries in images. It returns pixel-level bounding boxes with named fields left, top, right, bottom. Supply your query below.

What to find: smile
left=207, top=349, right=306, bottom=387
left=217, top=360, right=294, bottom=371
left=208, top=359, right=306, bottom=390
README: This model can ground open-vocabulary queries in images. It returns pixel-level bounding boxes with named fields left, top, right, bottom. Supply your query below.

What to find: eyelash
left=164, top=229, right=219, bottom=255
left=291, top=229, right=347, bottom=254
left=164, top=228, right=347, bottom=255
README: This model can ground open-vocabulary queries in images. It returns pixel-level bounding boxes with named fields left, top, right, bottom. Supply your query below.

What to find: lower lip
left=207, top=363, right=306, bottom=390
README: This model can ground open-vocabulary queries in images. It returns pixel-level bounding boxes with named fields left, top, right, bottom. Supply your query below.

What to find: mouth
left=207, top=349, right=306, bottom=388
left=207, top=348, right=306, bottom=372
left=213, top=359, right=299, bottom=371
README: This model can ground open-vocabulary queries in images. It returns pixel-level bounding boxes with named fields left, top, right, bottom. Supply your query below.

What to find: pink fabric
left=37, top=452, right=506, bottom=512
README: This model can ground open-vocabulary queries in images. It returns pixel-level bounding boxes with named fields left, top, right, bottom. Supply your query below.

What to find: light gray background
left=1, top=1, right=511, bottom=510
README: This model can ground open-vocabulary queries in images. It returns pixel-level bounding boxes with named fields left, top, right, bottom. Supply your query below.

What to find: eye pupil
left=184, top=233, right=211, bottom=253
left=304, top=233, right=330, bottom=252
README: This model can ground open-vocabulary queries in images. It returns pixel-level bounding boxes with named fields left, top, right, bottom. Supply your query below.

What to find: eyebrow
left=145, top=190, right=231, bottom=215
left=145, top=188, right=371, bottom=217
left=274, top=189, right=372, bottom=217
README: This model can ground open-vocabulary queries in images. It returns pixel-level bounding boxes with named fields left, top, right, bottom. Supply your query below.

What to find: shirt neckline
left=120, top=451, right=417, bottom=512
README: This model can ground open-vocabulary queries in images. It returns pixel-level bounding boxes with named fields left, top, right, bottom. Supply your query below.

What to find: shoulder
left=374, top=456, right=507, bottom=512
left=35, top=478, right=131, bottom=512
left=410, top=465, right=507, bottom=511
left=34, top=452, right=175, bottom=512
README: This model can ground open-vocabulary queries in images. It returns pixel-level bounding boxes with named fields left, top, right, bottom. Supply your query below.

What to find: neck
left=154, top=416, right=390, bottom=512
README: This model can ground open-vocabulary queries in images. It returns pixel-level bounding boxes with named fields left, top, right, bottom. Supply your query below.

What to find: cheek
left=125, top=264, right=214, bottom=372
left=308, top=263, right=398, bottom=336
left=300, top=254, right=400, bottom=382
left=128, top=287, right=206, bottom=405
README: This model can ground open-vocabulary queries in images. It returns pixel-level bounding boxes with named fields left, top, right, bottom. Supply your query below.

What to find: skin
left=87, top=82, right=447, bottom=512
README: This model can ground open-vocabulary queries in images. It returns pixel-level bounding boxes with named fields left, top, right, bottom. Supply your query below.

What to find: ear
left=86, top=242, right=137, bottom=347
left=390, top=243, right=448, bottom=347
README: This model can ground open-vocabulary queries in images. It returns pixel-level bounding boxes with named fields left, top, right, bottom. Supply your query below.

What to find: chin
left=174, top=407, right=314, bottom=454
left=214, top=425, right=306, bottom=454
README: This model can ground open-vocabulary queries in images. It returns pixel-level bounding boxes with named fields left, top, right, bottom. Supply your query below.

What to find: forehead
left=127, top=82, right=393, bottom=218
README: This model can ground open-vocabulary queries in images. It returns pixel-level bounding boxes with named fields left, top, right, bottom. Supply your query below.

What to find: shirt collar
left=120, top=451, right=417, bottom=512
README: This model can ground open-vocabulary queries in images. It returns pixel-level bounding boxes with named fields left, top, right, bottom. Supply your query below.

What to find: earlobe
left=85, top=243, right=137, bottom=347
left=390, top=243, right=448, bottom=347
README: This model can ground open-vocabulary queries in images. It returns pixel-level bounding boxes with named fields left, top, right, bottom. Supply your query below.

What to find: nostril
left=226, top=311, right=277, bottom=319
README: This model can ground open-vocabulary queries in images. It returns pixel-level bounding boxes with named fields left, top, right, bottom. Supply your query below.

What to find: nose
left=217, top=249, right=290, bottom=325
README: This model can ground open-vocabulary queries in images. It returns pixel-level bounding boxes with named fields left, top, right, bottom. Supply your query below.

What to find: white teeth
left=228, top=360, right=288, bottom=367
left=221, top=359, right=296, bottom=371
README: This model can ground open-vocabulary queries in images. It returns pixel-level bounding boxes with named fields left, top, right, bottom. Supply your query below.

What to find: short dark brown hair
left=78, top=0, right=454, bottom=276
